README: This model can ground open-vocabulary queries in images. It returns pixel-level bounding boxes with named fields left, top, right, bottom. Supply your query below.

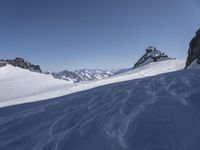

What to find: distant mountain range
left=52, top=46, right=173, bottom=83
left=51, top=68, right=131, bottom=83
left=0, top=46, right=174, bottom=83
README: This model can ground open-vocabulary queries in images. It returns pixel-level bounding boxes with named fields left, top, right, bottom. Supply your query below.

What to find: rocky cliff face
left=0, top=58, right=42, bottom=73
left=133, top=46, right=172, bottom=69
left=185, top=29, right=200, bottom=68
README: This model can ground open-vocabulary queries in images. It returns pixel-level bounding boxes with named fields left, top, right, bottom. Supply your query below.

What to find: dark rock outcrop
left=185, top=28, right=200, bottom=68
left=0, top=58, right=42, bottom=73
left=133, top=46, right=172, bottom=69
left=0, top=60, right=7, bottom=67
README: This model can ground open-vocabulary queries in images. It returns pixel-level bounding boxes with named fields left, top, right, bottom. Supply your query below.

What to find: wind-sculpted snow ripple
left=0, top=69, right=200, bottom=150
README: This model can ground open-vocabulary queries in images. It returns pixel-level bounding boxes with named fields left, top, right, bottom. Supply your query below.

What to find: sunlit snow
left=0, top=59, right=185, bottom=108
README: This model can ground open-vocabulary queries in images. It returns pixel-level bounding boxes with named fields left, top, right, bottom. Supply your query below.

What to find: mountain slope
left=0, top=62, right=199, bottom=150
left=133, top=46, right=172, bottom=69
left=0, top=59, right=185, bottom=108
left=0, top=65, right=70, bottom=106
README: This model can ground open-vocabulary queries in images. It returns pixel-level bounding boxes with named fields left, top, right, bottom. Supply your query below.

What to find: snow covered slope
left=0, top=65, right=70, bottom=107
left=0, top=59, right=185, bottom=108
left=0, top=60, right=199, bottom=150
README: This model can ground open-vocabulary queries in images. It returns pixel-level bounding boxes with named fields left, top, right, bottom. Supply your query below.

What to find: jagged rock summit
left=133, top=46, right=172, bottom=69
left=0, top=57, right=42, bottom=73
left=185, top=28, right=200, bottom=68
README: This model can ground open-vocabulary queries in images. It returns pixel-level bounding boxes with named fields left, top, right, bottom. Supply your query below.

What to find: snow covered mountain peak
left=52, top=68, right=131, bottom=83
left=51, top=69, right=114, bottom=83
left=74, top=69, right=114, bottom=81
left=133, top=46, right=172, bottom=69
left=52, top=70, right=83, bottom=83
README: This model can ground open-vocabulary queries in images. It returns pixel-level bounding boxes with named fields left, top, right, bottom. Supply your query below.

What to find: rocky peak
left=185, top=28, right=200, bottom=68
left=52, top=70, right=83, bottom=83
left=0, top=57, right=42, bottom=73
left=0, top=60, right=7, bottom=67
left=133, top=46, right=171, bottom=69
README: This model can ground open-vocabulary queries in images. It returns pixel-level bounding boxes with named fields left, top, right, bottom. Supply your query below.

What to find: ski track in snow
left=0, top=68, right=200, bottom=150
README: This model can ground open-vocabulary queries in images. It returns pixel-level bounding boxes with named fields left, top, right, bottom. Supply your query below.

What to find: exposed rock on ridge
left=133, top=46, right=172, bottom=69
left=0, top=58, right=42, bottom=73
left=185, top=28, right=200, bottom=68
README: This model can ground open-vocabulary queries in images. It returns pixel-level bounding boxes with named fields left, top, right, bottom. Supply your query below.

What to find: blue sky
left=0, top=0, right=200, bottom=71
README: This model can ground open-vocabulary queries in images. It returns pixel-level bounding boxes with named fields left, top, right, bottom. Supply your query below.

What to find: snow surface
left=0, top=59, right=185, bottom=108
left=187, top=59, right=200, bottom=70
left=0, top=60, right=200, bottom=150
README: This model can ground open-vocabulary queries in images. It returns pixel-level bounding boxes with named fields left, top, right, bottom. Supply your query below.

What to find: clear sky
left=0, top=0, right=200, bottom=71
